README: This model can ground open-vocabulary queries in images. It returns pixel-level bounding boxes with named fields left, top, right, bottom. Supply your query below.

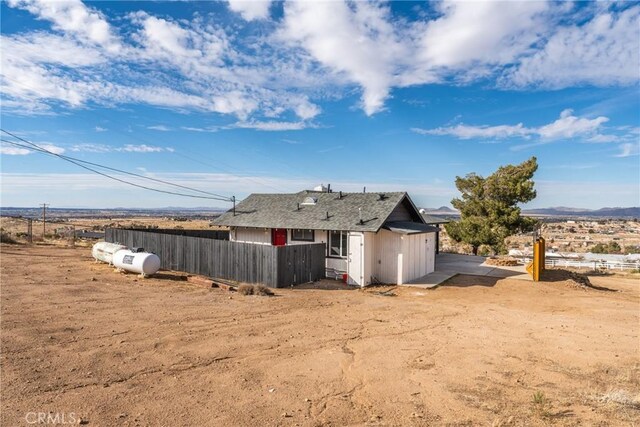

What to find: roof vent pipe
left=359, top=208, right=363, bottom=224
left=326, top=211, right=330, bottom=220
left=339, top=191, right=343, bottom=199
left=363, top=186, right=366, bottom=193
left=328, top=183, right=331, bottom=193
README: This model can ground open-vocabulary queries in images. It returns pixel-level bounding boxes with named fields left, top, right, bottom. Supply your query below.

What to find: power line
left=1, top=130, right=233, bottom=202
left=1, top=137, right=231, bottom=200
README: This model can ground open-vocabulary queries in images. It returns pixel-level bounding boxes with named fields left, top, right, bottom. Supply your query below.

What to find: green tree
left=592, top=241, right=622, bottom=254
left=445, top=157, right=539, bottom=255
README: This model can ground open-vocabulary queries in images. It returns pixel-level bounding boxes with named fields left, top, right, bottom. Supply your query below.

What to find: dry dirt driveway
left=1, top=244, right=639, bottom=426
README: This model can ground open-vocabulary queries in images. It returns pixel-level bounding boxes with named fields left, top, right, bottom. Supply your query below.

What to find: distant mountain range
left=2, top=205, right=638, bottom=219
left=421, top=206, right=640, bottom=218
left=521, top=207, right=640, bottom=218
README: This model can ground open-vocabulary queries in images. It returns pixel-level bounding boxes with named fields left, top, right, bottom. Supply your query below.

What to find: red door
left=271, top=229, right=287, bottom=246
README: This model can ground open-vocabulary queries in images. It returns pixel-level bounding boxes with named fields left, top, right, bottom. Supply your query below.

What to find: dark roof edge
left=373, top=192, right=425, bottom=233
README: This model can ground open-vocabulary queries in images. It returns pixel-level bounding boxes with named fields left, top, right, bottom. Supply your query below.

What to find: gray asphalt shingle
left=214, top=190, right=420, bottom=232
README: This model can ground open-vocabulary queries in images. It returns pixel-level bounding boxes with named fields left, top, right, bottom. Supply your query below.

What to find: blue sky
left=1, top=0, right=639, bottom=210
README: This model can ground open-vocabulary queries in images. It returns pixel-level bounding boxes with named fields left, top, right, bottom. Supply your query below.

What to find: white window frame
left=328, top=230, right=348, bottom=258
left=291, top=229, right=314, bottom=242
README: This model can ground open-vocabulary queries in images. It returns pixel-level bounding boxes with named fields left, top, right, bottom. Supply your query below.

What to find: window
left=292, top=229, right=314, bottom=242
left=328, top=230, right=348, bottom=257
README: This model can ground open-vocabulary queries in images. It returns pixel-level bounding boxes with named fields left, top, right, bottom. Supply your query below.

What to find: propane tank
left=92, top=242, right=127, bottom=265
left=113, top=250, right=161, bottom=277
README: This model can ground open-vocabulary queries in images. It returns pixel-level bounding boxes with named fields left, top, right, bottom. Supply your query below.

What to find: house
left=213, top=187, right=438, bottom=287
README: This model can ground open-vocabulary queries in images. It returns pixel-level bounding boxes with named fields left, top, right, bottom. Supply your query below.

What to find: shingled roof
left=214, top=190, right=425, bottom=232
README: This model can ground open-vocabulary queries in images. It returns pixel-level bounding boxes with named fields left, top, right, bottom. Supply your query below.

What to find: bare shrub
left=0, top=231, right=18, bottom=244
left=237, top=284, right=254, bottom=295
left=253, top=285, right=273, bottom=296
left=237, top=284, right=273, bottom=296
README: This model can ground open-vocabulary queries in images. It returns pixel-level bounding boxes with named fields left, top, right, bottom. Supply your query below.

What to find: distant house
left=213, top=187, right=438, bottom=286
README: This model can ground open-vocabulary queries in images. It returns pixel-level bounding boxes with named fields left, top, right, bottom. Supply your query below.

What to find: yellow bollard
left=532, top=240, right=540, bottom=281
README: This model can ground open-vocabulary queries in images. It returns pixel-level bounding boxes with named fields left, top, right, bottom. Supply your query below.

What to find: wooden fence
left=119, top=228, right=229, bottom=239
left=105, top=228, right=325, bottom=287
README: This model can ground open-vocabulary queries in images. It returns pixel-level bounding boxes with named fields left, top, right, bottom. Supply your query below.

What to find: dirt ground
left=2, top=244, right=639, bottom=426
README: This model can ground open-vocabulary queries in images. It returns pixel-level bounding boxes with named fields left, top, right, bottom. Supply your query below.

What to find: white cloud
left=147, top=125, right=171, bottom=132
left=7, top=0, right=121, bottom=52
left=181, top=126, right=219, bottom=133
left=418, top=1, right=547, bottom=69
left=0, top=142, right=65, bottom=155
left=36, top=143, right=66, bottom=155
left=504, top=5, right=640, bottom=89
left=536, top=109, right=608, bottom=139
left=70, top=143, right=111, bottom=153
left=1, top=32, right=106, bottom=67
left=413, top=123, right=529, bottom=139
left=94, top=126, right=107, bottom=132
left=2, top=1, right=638, bottom=119
left=227, top=0, right=272, bottom=21
left=121, top=144, right=167, bottom=153
left=232, top=121, right=311, bottom=131
left=280, top=1, right=406, bottom=115
left=69, top=143, right=171, bottom=153
left=293, top=97, right=321, bottom=120
left=613, top=143, right=640, bottom=158
left=413, top=109, right=611, bottom=141
left=1, top=146, right=31, bottom=155
left=587, top=134, right=619, bottom=143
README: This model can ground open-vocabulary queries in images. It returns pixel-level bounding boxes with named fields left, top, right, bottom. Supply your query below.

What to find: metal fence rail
left=105, top=228, right=325, bottom=287
left=544, top=258, right=640, bottom=271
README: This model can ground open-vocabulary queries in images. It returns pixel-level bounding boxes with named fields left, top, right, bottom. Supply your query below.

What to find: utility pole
left=40, top=203, right=49, bottom=239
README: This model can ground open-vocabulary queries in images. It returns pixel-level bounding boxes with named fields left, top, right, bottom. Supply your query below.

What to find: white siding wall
left=372, top=230, right=436, bottom=285
left=232, top=227, right=271, bottom=245
left=287, top=229, right=327, bottom=246
left=231, top=226, right=435, bottom=286
left=363, top=232, right=375, bottom=286
left=400, top=232, right=436, bottom=284
left=372, top=229, right=402, bottom=284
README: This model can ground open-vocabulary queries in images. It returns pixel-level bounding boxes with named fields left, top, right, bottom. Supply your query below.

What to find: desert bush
left=238, top=284, right=254, bottom=295
left=624, top=245, right=640, bottom=254
left=237, top=284, right=273, bottom=296
left=477, top=245, right=492, bottom=256
left=531, top=391, right=551, bottom=418
left=253, top=285, right=273, bottom=296
left=0, top=231, right=17, bottom=244
left=591, top=241, right=622, bottom=254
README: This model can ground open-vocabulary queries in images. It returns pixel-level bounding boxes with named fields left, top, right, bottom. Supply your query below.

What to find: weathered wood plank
left=105, top=228, right=325, bottom=287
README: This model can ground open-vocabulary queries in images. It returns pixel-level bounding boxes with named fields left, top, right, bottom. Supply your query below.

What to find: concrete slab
left=401, top=253, right=532, bottom=289
left=436, top=253, right=532, bottom=281
left=404, top=271, right=457, bottom=289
